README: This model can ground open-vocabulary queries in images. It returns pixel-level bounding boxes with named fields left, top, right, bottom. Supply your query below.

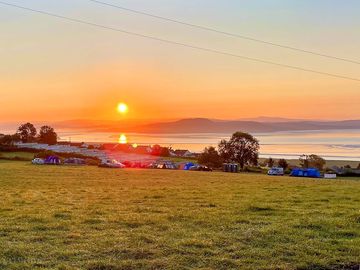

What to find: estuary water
left=57, top=129, right=360, bottom=161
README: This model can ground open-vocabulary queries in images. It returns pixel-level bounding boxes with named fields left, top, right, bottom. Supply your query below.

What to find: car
left=99, top=159, right=125, bottom=168
left=32, top=158, right=45, bottom=165
left=153, top=161, right=178, bottom=170
left=267, top=167, right=284, bottom=176
left=189, top=165, right=213, bottom=172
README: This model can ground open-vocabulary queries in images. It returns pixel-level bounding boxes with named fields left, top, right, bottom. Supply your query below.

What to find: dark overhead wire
left=89, top=0, right=360, bottom=65
left=0, top=1, right=359, bottom=82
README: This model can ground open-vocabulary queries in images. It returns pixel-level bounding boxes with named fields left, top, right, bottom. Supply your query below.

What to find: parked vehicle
left=268, top=167, right=284, bottom=176
left=189, top=165, right=212, bottom=171
left=324, top=173, right=337, bottom=179
left=155, top=161, right=178, bottom=169
left=32, top=158, right=45, bottom=165
left=99, top=159, right=125, bottom=168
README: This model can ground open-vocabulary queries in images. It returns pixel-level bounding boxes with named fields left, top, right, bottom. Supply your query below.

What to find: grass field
left=0, top=161, right=359, bottom=270
left=0, top=152, right=34, bottom=161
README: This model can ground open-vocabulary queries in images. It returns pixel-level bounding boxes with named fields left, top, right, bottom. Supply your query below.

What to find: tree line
left=0, top=123, right=58, bottom=145
left=198, top=132, right=259, bottom=170
left=198, top=131, right=328, bottom=171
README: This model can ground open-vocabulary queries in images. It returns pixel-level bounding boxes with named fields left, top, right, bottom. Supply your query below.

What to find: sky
left=0, top=0, right=359, bottom=122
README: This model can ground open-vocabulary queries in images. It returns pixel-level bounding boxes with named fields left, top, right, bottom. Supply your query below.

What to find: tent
left=184, top=162, right=195, bottom=170
left=290, top=168, right=321, bottom=178
left=44, top=156, right=61, bottom=165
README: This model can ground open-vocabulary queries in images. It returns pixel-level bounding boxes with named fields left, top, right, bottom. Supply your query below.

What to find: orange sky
left=0, top=0, right=359, bottom=122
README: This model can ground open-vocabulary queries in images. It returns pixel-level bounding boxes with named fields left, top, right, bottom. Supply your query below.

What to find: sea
left=54, top=129, right=360, bottom=161
left=1, top=124, right=359, bottom=161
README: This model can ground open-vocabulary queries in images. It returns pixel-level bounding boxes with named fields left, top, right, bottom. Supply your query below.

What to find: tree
left=266, top=157, right=274, bottom=168
left=0, top=134, right=21, bottom=145
left=309, top=154, right=326, bottom=170
left=151, top=145, right=171, bottom=157
left=299, top=155, right=309, bottom=168
left=218, top=132, right=259, bottom=170
left=0, top=135, right=13, bottom=145
left=198, top=146, right=223, bottom=169
left=299, top=154, right=326, bottom=170
left=278, top=159, right=289, bottom=170
left=357, top=163, right=360, bottom=170
left=160, top=147, right=171, bottom=157
left=17, top=123, right=37, bottom=143
left=151, top=144, right=161, bottom=156
left=38, top=126, right=58, bottom=145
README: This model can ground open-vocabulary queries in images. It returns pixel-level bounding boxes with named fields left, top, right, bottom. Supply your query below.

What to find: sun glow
left=117, top=102, right=128, bottom=114
left=119, top=134, right=127, bottom=144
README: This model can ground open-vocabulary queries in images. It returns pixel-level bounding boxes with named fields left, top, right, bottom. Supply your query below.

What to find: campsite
left=0, top=160, right=359, bottom=270
left=0, top=133, right=359, bottom=269
left=1, top=1, right=360, bottom=269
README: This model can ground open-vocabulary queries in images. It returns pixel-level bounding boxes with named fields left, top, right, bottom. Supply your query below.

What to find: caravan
left=267, top=167, right=284, bottom=176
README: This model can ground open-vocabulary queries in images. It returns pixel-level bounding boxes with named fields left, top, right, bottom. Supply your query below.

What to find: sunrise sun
left=117, top=103, right=128, bottom=114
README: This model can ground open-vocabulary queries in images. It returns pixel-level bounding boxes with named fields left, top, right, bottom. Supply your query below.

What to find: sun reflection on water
left=118, top=134, right=127, bottom=144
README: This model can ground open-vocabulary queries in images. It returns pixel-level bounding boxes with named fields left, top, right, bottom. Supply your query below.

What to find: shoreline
left=1, top=147, right=359, bottom=169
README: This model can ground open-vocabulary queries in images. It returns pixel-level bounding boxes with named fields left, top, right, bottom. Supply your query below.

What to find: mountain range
left=52, top=118, right=360, bottom=134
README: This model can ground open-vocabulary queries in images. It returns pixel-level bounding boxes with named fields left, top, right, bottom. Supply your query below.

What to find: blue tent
left=45, top=156, right=61, bottom=165
left=184, top=162, right=195, bottom=170
left=290, top=168, right=321, bottom=178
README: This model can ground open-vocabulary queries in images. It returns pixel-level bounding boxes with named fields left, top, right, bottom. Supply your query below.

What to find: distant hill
left=50, top=118, right=360, bottom=134
left=235, top=116, right=310, bottom=123
left=136, top=118, right=360, bottom=133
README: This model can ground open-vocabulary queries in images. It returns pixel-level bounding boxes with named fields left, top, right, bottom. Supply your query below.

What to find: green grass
left=0, top=161, right=359, bottom=270
left=0, top=152, right=34, bottom=161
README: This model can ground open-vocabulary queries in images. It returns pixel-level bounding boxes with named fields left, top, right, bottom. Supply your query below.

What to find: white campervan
left=267, top=167, right=284, bottom=176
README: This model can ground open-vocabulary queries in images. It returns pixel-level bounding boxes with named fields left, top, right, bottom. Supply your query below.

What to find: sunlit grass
left=0, top=152, right=34, bottom=161
left=0, top=161, right=359, bottom=269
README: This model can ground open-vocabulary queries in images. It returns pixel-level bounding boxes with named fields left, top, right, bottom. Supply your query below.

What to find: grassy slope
left=0, top=161, right=359, bottom=270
